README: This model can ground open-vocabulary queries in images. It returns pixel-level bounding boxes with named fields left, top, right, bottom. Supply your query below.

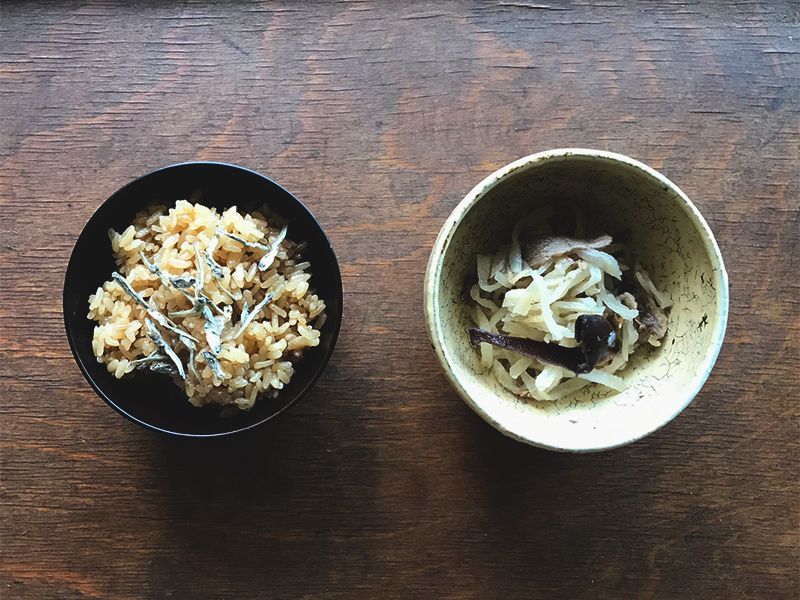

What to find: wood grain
left=1, top=1, right=798, bottom=598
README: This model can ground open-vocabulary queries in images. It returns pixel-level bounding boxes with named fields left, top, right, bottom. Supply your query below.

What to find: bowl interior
left=429, top=151, right=727, bottom=451
left=64, top=162, right=342, bottom=436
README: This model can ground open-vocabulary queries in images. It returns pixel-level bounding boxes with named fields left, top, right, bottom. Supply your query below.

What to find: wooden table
left=2, top=2, right=798, bottom=598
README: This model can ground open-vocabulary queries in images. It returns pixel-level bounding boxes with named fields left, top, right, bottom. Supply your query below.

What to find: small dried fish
left=217, top=228, right=271, bottom=253
left=140, top=252, right=163, bottom=278
left=169, top=275, right=196, bottom=289
left=218, top=282, right=239, bottom=303
left=169, top=294, right=226, bottom=319
left=204, top=251, right=226, bottom=279
left=229, top=292, right=273, bottom=340
left=182, top=336, right=201, bottom=383
left=148, top=362, right=179, bottom=376
left=145, top=318, right=186, bottom=379
left=202, top=238, right=238, bottom=301
left=203, top=236, right=226, bottom=278
left=139, top=243, right=217, bottom=322
left=111, top=271, right=151, bottom=311
left=140, top=252, right=194, bottom=301
left=131, top=351, right=165, bottom=363
left=169, top=302, right=205, bottom=319
left=202, top=350, right=227, bottom=381
left=143, top=251, right=196, bottom=292
left=202, top=304, right=224, bottom=355
left=193, top=242, right=205, bottom=294
left=257, top=223, right=288, bottom=271
left=131, top=352, right=168, bottom=369
left=145, top=246, right=199, bottom=293
left=204, top=259, right=239, bottom=302
left=217, top=225, right=288, bottom=272
left=112, top=272, right=198, bottom=343
left=155, top=246, right=227, bottom=320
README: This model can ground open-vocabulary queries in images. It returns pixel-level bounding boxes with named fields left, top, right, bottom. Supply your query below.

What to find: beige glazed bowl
left=424, top=149, right=729, bottom=452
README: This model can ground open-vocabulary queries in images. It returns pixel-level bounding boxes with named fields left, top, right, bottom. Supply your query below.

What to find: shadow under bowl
left=424, top=149, right=728, bottom=452
left=63, top=162, right=343, bottom=437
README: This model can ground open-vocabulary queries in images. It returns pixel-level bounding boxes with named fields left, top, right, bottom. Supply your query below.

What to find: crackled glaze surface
left=425, top=149, right=729, bottom=452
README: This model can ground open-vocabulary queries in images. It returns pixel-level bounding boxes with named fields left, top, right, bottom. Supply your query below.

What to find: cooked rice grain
left=87, top=200, right=326, bottom=410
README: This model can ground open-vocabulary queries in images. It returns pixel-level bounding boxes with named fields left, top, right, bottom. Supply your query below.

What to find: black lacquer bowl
left=63, top=162, right=343, bottom=437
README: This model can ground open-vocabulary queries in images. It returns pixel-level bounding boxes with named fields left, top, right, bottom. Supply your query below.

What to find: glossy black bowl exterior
left=63, top=162, right=343, bottom=437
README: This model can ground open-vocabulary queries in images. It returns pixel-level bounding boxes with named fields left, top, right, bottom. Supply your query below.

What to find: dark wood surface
left=1, top=1, right=798, bottom=598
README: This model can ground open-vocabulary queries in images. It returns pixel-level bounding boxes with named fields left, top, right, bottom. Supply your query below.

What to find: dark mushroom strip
left=469, top=315, right=617, bottom=375
left=469, top=328, right=585, bottom=373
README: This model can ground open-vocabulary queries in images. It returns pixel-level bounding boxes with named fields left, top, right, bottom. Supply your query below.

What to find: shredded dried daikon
left=471, top=227, right=671, bottom=402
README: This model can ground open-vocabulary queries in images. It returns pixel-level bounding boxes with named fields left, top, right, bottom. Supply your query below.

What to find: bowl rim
left=63, top=161, right=343, bottom=438
left=424, top=148, right=729, bottom=452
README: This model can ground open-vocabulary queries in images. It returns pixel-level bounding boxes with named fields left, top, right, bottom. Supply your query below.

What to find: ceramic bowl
left=424, top=149, right=728, bottom=452
left=64, top=162, right=343, bottom=437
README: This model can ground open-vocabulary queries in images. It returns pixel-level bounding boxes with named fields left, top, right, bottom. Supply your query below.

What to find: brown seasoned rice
left=87, top=200, right=326, bottom=410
